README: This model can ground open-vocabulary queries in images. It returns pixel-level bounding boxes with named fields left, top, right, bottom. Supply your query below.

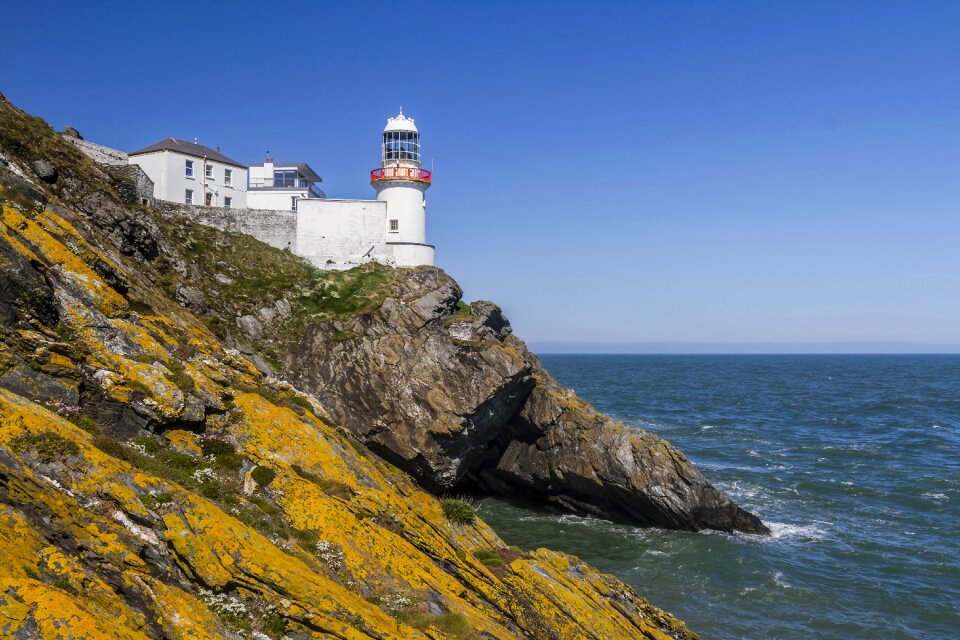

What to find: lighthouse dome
left=384, top=110, right=418, bottom=133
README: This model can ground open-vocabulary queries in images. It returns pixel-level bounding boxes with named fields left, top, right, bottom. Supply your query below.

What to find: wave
left=765, top=521, right=829, bottom=541
left=922, top=492, right=949, bottom=501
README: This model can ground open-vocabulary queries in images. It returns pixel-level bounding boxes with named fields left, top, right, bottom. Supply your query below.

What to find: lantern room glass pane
left=384, top=131, right=420, bottom=162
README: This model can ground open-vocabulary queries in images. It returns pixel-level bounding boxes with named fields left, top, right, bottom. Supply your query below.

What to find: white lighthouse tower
left=371, top=110, right=435, bottom=267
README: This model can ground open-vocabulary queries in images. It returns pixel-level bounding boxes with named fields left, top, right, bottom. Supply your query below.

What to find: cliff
left=0, top=91, right=753, bottom=639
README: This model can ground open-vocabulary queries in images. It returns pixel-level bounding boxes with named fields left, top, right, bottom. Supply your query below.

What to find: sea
left=478, top=355, right=959, bottom=640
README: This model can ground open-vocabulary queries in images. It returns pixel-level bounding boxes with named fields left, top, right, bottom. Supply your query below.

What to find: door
left=205, top=192, right=212, bottom=206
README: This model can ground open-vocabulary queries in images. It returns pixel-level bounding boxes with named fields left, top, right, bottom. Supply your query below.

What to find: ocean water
left=478, top=355, right=960, bottom=639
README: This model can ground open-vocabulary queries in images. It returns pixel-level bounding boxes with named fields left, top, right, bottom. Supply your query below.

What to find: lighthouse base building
left=66, top=110, right=436, bottom=271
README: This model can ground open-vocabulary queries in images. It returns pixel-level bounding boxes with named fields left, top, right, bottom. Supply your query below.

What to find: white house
left=247, top=160, right=325, bottom=211
left=128, top=138, right=248, bottom=208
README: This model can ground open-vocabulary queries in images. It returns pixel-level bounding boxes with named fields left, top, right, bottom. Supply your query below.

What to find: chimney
left=216, top=146, right=221, bottom=153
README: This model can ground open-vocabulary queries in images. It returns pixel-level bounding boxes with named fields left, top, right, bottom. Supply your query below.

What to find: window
left=291, top=196, right=298, bottom=211
left=389, top=219, right=399, bottom=232
left=185, top=159, right=194, bottom=177
left=205, top=164, right=214, bottom=180
left=383, top=130, right=420, bottom=162
left=274, top=169, right=297, bottom=188
left=224, top=197, right=232, bottom=208
left=185, top=189, right=193, bottom=204
left=224, top=168, right=232, bottom=186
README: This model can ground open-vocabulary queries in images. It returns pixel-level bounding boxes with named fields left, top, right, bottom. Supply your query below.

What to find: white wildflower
left=315, top=539, right=345, bottom=572
left=191, top=468, right=216, bottom=483
left=197, top=588, right=247, bottom=618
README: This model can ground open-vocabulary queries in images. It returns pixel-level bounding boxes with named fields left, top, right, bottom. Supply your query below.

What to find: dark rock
left=63, top=125, right=83, bottom=139
left=0, top=164, right=48, bottom=209
left=289, top=267, right=769, bottom=534
left=0, top=365, right=79, bottom=406
left=0, top=233, right=59, bottom=329
left=30, top=159, right=58, bottom=183
left=175, top=284, right=207, bottom=314
left=75, top=191, right=161, bottom=260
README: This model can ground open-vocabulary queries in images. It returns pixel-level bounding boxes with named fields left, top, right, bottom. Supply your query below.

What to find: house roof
left=250, top=162, right=322, bottom=183
left=129, top=138, right=247, bottom=168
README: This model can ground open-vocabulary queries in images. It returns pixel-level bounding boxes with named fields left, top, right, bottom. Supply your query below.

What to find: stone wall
left=155, top=201, right=297, bottom=252
left=112, top=164, right=155, bottom=207
left=63, top=136, right=129, bottom=166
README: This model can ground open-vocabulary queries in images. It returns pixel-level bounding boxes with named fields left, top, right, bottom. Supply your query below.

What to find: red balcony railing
left=370, top=166, right=432, bottom=183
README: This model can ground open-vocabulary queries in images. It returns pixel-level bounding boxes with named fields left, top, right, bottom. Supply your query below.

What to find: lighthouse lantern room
left=371, top=109, right=435, bottom=267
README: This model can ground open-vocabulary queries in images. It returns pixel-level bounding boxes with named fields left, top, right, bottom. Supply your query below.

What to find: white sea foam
left=766, top=521, right=828, bottom=541
left=922, top=492, right=949, bottom=501
left=773, top=571, right=793, bottom=588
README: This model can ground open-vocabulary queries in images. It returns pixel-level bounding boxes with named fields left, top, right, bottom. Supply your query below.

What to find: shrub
left=166, top=359, right=195, bottom=394
left=201, top=438, right=243, bottom=471
left=251, top=465, right=276, bottom=487
left=11, top=432, right=80, bottom=463
left=140, top=492, right=174, bottom=510
left=132, top=435, right=163, bottom=455
left=440, top=498, right=476, bottom=525
left=261, top=609, right=287, bottom=638
left=63, top=413, right=100, bottom=434
left=472, top=549, right=503, bottom=568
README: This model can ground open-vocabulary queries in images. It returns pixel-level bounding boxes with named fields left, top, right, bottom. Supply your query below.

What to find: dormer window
left=205, top=164, right=214, bottom=180
left=185, top=159, right=193, bottom=177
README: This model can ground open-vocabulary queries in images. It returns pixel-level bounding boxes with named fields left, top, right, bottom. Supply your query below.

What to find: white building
left=69, top=111, right=436, bottom=270
left=129, top=138, right=248, bottom=208
left=247, top=160, right=325, bottom=211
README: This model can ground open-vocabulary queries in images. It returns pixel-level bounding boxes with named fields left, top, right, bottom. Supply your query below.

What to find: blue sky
left=3, top=1, right=959, bottom=352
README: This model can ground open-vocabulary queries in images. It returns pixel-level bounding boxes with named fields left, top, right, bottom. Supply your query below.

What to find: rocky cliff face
left=0, top=92, right=704, bottom=638
left=288, top=270, right=767, bottom=534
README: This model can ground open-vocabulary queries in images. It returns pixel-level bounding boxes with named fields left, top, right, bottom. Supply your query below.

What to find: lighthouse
left=371, top=110, right=435, bottom=267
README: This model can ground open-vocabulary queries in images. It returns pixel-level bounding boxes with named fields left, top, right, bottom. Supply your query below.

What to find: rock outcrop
left=289, top=269, right=768, bottom=534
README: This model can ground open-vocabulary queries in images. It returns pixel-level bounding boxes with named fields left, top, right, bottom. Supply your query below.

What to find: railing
left=248, top=179, right=326, bottom=198
left=370, top=166, right=432, bottom=183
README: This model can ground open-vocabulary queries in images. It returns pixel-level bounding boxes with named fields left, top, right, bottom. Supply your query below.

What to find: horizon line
left=528, top=341, right=960, bottom=355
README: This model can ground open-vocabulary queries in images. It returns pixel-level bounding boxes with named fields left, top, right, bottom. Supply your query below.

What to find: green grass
left=440, top=498, right=476, bottom=525
left=290, top=464, right=352, bottom=498
left=394, top=611, right=473, bottom=639
left=11, top=432, right=80, bottom=463
left=151, top=214, right=397, bottom=362
left=0, top=93, right=120, bottom=205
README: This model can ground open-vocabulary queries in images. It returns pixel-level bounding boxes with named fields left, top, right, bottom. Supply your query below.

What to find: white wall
left=389, top=242, right=435, bottom=267
left=375, top=182, right=428, bottom=245
left=247, top=189, right=310, bottom=211
left=295, top=199, right=394, bottom=270
left=130, top=151, right=247, bottom=208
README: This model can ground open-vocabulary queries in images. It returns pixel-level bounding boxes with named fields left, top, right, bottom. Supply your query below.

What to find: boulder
left=175, top=284, right=207, bottom=314
left=237, top=314, right=263, bottom=341
left=30, top=159, right=58, bottom=183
